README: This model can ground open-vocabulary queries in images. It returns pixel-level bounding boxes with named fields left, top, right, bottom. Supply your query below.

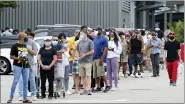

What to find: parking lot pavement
left=1, top=70, right=184, bottom=103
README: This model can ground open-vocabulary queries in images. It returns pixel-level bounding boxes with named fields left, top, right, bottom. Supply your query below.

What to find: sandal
left=22, top=99, right=32, bottom=103
left=7, top=99, right=12, bottom=103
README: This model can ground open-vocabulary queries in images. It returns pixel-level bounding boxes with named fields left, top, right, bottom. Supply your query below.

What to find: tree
left=169, top=20, right=184, bottom=43
left=0, top=1, right=19, bottom=11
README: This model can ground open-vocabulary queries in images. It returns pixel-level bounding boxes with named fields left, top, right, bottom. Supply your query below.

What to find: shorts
left=130, top=54, right=143, bottom=65
left=72, top=60, right=79, bottom=74
left=93, top=59, right=105, bottom=78
left=79, top=63, right=92, bottom=77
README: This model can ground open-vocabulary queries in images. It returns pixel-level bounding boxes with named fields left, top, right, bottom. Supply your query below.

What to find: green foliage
left=0, top=1, right=19, bottom=11
left=168, top=20, right=184, bottom=43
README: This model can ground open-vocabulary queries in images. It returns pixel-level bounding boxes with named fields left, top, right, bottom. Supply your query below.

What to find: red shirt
left=180, top=43, right=184, bottom=62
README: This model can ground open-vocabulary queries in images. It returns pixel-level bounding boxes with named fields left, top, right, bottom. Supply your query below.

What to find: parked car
left=0, top=36, right=53, bottom=75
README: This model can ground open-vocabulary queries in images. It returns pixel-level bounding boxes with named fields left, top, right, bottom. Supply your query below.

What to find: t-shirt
left=164, top=40, right=180, bottom=62
left=39, top=47, right=57, bottom=65
left=10, top=43, right=29, bottom=68
left=68, top=37, right=76, bottom=61
left=93, top=35, right=108, bottom=62
left=77, top=39, right=94, bottom=63
left=52, top=44, right=62, bottom=60
left=25, top=39, right=38, bottom=65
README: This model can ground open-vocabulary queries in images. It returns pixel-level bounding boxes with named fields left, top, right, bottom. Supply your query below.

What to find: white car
left=0, top=36, right=54, bottom=75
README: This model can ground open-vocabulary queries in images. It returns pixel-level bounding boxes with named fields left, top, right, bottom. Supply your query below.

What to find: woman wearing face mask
left=119, top=32, right=129, bottom=78
left=107, top=31, right=122, bottom=91
left=38, top=38, right=57, bottom=99
left=51, top=35, right=63, bottom=96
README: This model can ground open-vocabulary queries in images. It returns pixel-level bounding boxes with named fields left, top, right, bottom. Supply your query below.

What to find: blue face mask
left=24, top=37, right=28, bottom=42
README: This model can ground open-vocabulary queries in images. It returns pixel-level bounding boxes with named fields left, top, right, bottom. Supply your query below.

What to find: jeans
left=128, top=58, right=133, bottom=74
left=19, top=64, right=37, bottom=97
left=10, top=65, right=29, bottom=99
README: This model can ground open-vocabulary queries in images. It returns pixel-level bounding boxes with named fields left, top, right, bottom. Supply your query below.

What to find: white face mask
left=121, top=35, right=125, bottom=39
left=79, top=32, right=85, bottom=41
left=147, top=35, right=152, bottom=40
left=94, top=31, right=98, bottom=36
left=106, top=32, right=109, bottom=35
left=52, top=41, right=58, bottom=46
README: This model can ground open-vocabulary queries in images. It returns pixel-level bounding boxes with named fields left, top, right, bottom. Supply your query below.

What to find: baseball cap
left=96, top=26, right=103, bottom=31
left=168, top=32, right=175, bottom=35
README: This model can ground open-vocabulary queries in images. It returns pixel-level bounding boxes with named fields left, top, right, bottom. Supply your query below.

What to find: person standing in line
left=164, top=32, right=182, bottom=86
left=77, top=31, right=94, bottom=95
left=150, top=32, right=162, bottom=77
left=72, top=35, right=81, bottom=93
left=38, top=38, right=57, bottom=99
left=93, top=26, right=111, bottom=92
left=18, top=32, right=38, bottom=101
left=58, top=33, right=72, bottom=95
left=107, top=31, right=122, bottom=91
left=119, top=32, right=129, bottom=78
left=51, top=35, right=63, bottom=95
left=129, top=30, right=145, bottom=78
left=7, top=32, right=32, bottom=103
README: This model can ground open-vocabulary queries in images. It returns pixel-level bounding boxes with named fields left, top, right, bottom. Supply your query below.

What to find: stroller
left=36, top=62, right=65, bottom=99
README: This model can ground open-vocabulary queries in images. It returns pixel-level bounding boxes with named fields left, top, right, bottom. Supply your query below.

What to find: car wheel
left=0, top=57, right=11, bottom=75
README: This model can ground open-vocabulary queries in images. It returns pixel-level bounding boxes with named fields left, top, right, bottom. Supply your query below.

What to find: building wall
left=0, top=0, right=131, bottom=31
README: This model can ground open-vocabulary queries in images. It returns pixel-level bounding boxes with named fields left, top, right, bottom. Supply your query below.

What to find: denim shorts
left=130, top=54, right=144, bottom=65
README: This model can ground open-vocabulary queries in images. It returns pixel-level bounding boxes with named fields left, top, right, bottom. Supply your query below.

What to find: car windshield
left=35, top=32, right=48, bottom=37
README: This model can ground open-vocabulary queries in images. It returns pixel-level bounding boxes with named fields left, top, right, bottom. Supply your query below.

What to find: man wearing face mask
left=7, top=32, right=32, bottom=103
left=93, top=26, right=111, bottom=92
left=164, top=32, right=182, bottom=86
left=150, top=32, right=162, bottom=77
left=18, top=32, right=38, bottom=101
left=77, top=31, right=94, bottom=95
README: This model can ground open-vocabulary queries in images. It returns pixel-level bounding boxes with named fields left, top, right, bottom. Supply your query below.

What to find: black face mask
left=24, top=37, right=28, bottom=42
left=169, top=37, right=174, bottom=40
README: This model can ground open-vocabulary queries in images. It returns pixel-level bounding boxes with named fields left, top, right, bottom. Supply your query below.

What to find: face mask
left=52, top=41, right=58, bottom=46
left=110, top=37, right=114, bottom=41
left=63, top=43, right=68, bottom=48
left=45, top=42, right=51, bottom=47
left=24, top=37, right=28, bottom=42
left=79, top=33, right=85, bottom=40
left=169, top=36, right=174, bottom=40
left=106, top=32, right=109, bottom=35
left=121, top=35, right=125, bottom=39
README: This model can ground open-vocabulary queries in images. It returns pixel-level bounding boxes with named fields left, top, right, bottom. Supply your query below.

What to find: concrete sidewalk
left=1, top=70, right=184, bottom=103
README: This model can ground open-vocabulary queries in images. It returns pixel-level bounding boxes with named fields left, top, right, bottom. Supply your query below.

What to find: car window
left=50, top=29, right=77, bottom=37
left=35, top=39, right=45, bottom=47
left=35, top=32, right=48, bottom=37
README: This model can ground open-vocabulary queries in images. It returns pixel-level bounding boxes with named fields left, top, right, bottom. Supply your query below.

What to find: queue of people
left=6, top=25, right=183, bottom=103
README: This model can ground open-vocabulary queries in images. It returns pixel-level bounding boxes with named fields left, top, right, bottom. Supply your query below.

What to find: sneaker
left=19, top=97, right=23, bottom=101
left=130, top=74, right=134, bottom=77
left=111, top=87, right=118, bottom=91
left=80, top=90, right=87, bottom=95
left=87, top=90, right=92, bottom=95
left=103, top=86, right=111, bottom=92
left=40, top=96, right=46, bottom=99
left=66, top=91, right=72, bottom=95
left=169, top=80, right=173, bottom=86
left=172, top=82, right=176, bottom=86
left=134, top=74, right=139, bottom=78
left=94, top=87, right=102, bottom=92
left=48, top=96, right=52, bottom=100
left=31, top=96, right=37, bottom=101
